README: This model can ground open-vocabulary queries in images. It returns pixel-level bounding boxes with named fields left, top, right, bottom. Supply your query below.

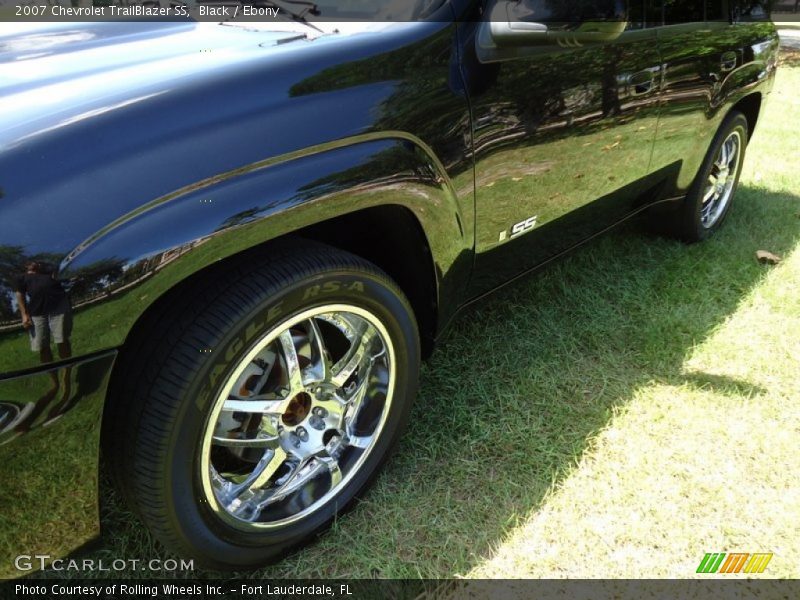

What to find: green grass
left=0, top=375, right=105, bottom=581
left=32, top=51, right=800, bottom=581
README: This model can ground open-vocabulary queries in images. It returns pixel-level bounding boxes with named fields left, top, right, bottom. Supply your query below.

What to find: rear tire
left=107, top=241, right=420, bottom=569
left=657, top=111, right=749, bottom=243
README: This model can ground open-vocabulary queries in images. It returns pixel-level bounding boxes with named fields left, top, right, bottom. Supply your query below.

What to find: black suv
left=0, top=0, right=778, bottom=572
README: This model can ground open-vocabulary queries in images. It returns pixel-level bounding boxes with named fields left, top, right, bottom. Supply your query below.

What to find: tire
left=107, top=241, right=420, bottom=569
left=661, top=111, right=749, bottom=243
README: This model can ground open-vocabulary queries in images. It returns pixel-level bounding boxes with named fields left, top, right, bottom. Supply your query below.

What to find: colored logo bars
left=696, top=553, right=773, bottom=574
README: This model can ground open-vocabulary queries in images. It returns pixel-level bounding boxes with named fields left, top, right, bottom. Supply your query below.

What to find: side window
left=663, top=0, right=726, bottom=23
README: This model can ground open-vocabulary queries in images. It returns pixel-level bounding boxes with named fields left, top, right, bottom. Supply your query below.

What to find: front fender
left=0, top=134, right=469, bottom=376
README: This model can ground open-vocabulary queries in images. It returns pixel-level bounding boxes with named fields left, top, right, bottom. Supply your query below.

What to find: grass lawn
left=43, top=47, right=800, bottom=580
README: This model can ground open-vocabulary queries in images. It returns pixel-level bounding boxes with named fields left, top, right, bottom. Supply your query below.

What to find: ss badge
left=499, top=215, right=538, bottom=242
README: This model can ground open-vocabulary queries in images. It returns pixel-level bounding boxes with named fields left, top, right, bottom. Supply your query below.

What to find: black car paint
left=0, top=1, right=778, bottom=571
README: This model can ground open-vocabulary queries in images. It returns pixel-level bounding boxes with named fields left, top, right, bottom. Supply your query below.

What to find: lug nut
left=312, top=406, right=327, bottom=418
left=309, top=415, right=325, bottom=431
left=326, top=435, right=342, bottom=454
left=296, top=427, right=309, bottom=442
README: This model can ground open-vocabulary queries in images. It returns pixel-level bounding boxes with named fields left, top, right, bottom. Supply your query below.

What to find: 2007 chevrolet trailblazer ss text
left=0, top=0, right=778, bottom=573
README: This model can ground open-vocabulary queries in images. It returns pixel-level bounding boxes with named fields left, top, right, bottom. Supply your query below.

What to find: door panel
left=650, top=1, right=736, bottom=192
left=651, top=24, right=732, bottom=192
left=461, top=1, right=662, bottom=296
left=652, top=1, right=775, bottom=195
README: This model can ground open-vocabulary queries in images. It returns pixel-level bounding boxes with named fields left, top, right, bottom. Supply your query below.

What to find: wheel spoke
left=257, top=457, right=325, bottom=506
left=343, top=376, right=370, bottom=432
left=717, top=141, right=729, bottom=169
left=703, top=184, right=717, bottom=204
left=259, top=456, right=346, bottom=509
left=215, top=444, right=290, bottom=519
left=316, top=313, right=358, bottom=339
left=346, top=434, right=372, bottom=449
left=278, top=330, right=305, bottom=394
left=212, top=432, right=278, bottom=448
left=331, top=322, right=379, bottom=388
left=701, top=200, right=715, bottom=221
left=233, top=445, right=288, bottom=496
left=222, top=397, right=287, bottom=414
left=304, top=318, right=331, bottom=385
left=726, top=138, right=738, bottom=168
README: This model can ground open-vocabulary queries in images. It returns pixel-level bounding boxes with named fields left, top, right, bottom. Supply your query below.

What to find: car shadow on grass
left=53, top=185, right=799, bottom=580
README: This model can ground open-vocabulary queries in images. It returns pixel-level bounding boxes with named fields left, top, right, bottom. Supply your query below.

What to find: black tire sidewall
left=160, top=267, right=419, bottom=568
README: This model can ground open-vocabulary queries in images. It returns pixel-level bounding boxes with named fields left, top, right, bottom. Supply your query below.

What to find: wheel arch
left=62, top=133, right=470, bottom=369
left=730, top=92, right=762, bottom=141
left=107, top=204, right=440, bottom=379
left=293, top=205, right=438, bottom=357
left=99, top=203, right=441, bottom=486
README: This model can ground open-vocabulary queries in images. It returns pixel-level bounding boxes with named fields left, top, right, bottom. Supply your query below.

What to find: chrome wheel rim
left=199, top=305, right=395, bottom=530
left=701, top=131, right=742, bottom=229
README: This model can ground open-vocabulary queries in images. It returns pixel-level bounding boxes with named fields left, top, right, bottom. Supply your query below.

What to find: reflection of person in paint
left=13, top=260, right=72, bottom=364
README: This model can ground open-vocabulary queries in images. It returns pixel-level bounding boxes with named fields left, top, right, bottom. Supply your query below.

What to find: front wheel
left=108, top=242, right=420, bottom=569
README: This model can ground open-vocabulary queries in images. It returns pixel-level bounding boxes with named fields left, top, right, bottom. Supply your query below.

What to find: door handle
left=628, top=71, right=655, bottom=96
left=720, top=51, right=738, bottom=72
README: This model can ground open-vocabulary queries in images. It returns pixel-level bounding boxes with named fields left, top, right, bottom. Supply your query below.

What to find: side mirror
left=488, top=0, right=628, bottom=48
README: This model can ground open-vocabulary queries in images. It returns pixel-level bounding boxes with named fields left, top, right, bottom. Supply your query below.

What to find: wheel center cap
left=282, top=392, right=312, bottom=426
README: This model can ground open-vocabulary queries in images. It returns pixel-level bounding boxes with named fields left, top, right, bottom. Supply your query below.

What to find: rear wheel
left=108, top=242, right=419, bottom=569
left=658, top=111, right=749, bottom=242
